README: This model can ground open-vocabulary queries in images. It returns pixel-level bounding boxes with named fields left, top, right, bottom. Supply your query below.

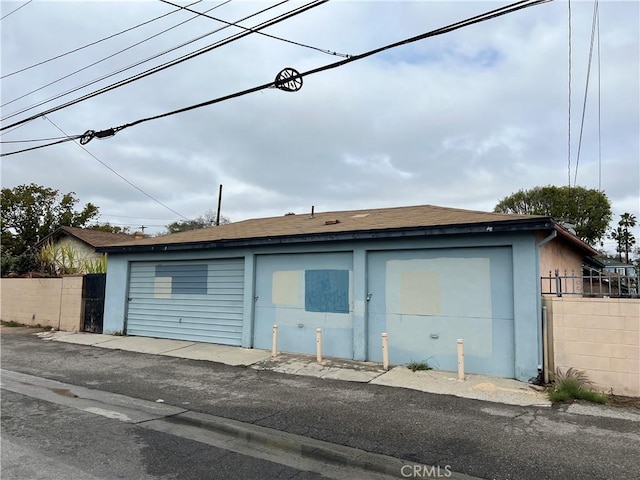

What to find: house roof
left=596, top=257, right=636, bottom=268
left=38, top=226, right=135, bottom=249
left=98, top=204, right=591, bottom=254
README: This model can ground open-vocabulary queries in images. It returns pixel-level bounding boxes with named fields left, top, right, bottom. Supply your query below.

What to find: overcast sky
left=1, top=0, right=638, bottom=251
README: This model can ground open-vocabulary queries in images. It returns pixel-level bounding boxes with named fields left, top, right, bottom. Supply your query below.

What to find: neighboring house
left=36, top=226, right=137, bottom=271
left=99, top=204, right=597, bottom=382
left=597, top=257, right=638, bottom=277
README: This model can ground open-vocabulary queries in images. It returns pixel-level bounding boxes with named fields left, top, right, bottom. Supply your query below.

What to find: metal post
left=457, top=339, right=465, bottom=381
left=555, top=269, right=562, bottom=297
left=542, top=306, right=549, bottom=384
left=316, top=328, right=322, bottom=363
left=271, top=325, right=278, bottom=358
left=381, top=333, right=389, bottom=370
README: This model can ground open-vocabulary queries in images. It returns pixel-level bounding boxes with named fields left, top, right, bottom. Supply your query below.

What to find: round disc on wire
left=80, top=130, right=95, bottom=145
left=274, top=68, right=302, bottom=92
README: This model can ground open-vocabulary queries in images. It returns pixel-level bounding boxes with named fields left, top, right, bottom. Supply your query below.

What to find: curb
left=164, top=410, right=480, bottom=480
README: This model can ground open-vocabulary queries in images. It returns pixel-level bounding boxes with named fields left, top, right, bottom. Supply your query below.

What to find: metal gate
left=83, top=273, right=106, bottom=333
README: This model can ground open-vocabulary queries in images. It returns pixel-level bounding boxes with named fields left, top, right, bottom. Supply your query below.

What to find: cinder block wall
left=544, top=296, right=640, bottom=397
left=0, top=277, right=84, bottom=331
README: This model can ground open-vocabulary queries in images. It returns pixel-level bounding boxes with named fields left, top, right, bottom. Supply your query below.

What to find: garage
left=253, top=252, right=354, bottom=359
left=126, top=258, right=245, bottom=345
left=366, top=247, right=515, bottom=377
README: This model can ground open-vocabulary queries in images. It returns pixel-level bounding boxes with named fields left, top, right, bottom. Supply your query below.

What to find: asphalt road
left=2, top=329, right=639, bottom=479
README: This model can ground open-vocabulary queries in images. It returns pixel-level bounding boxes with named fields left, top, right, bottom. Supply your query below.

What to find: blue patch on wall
left=156, top=264, right=207, bottom=295
left=305, top=269, right=349, bottom=313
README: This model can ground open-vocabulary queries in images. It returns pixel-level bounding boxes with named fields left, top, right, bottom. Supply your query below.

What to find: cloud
left=1, top=0, right=638, bottom=248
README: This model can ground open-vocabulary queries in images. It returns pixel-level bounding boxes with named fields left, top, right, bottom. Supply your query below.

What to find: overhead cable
left=85, top=0, right=553, bottom=142
left=1, top=0, right=551, bottom=152
left=1, top=0, right=231, bottom=108
left=573, top=0, right=599, bottom=187
left=0, top=135, right=81, bottom=155
left=1, top=0, right=204, bottom=79
left=568, top=0, right=572, bottom=187
left=0, top=135, right=70, bottom=143
left=41, top=116, right=190, bottom=221
left=158, top=0, right=349, bottom=58
left=1, top=0, right=325, bottom=129
left=0, top=0, right=33, bottom=21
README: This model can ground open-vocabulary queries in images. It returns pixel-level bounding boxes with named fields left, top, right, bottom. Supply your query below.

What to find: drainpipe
left=536, top=229, right=557, bottom=383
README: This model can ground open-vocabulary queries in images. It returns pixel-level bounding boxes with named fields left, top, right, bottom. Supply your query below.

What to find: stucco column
left=241, top=253, right=256, bottom=348
left=352, top=248, right=367, bottom=361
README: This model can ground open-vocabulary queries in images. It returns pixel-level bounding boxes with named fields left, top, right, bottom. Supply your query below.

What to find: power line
left=1, top=0, right=323, bottom=129
left=158, top=0, right=349, bottom=58
left=1, top=0, right=232, bottom=108
left=596, top=0, right=602, bottom=191
left=41, top=116, right=190, bottom=221
left=2, top=0, right=551, bottom=151
left=0, top=0, right=33, bottom=21
left=1, top=135, right=70, bottom=143
left=1, top=0, right=277, bottom=118
left=0, top=0, right=204, bottom=79
left=567, top=0, right=572, bottom=187
left=0, top=135, right=82, bottom=156
left=81, top=0, right=552, bottom=143
left=573, top=0, right=599, bottom=187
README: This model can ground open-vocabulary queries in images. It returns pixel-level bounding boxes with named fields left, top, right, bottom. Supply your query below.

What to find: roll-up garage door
left=126, top=258, right=244, bottom=345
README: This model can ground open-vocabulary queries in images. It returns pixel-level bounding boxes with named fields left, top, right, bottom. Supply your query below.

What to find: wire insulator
left=274, top=68, right=303, bottom=92
left=80, top=130, right=96, bottom=145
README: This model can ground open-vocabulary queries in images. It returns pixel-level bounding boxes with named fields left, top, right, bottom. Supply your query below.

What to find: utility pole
left=215, top=184, right=223, bottom=226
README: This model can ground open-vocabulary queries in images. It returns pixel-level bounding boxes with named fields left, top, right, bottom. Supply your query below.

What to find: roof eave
left=553, top=224, right=599, bottom=256
left=35, top=226, right=97, bottom=249
left=98, top=218, right=555, bottom=254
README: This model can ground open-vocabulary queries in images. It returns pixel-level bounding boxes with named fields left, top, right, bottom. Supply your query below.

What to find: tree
left=494, top=185, right=612, bottom=245
left=609, top=213, right=637, bottom=263
left=165, top=210, right=230, bottom=234
left=88, top=223, right=131, bottom=234
left=1, top=183, right=99, bottom=260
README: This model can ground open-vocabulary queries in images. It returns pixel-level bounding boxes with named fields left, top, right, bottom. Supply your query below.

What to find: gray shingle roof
left=41, top=226, right=135, bottom=248
left=108, top=204, right=547, bottom=248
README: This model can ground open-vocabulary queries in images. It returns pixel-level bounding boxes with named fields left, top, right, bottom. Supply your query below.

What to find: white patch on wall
left=386, top=258, right=492, bottom=318
left=386, top=258, right=493, bottom=358
left=400, top=271, right=441, bottom=315
left=154, top=277, right=172, bottom=299
left=272, top=271, right=300, bottom=306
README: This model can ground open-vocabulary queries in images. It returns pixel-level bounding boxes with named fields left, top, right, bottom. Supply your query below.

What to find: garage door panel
left=126, top=258, right=244, bottom=345
left=253, top=253, right=354, bottom=358
left=367, top=248, right=514, bottom=378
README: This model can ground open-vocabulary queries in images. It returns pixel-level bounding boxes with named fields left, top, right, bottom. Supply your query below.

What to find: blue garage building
left=99, top=204, right=596, bottom=381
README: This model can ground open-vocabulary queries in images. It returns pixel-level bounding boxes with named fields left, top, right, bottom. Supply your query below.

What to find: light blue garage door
left=253, top=253, right=354, bottom=359
left=126, top=259, right=244, bottom=345
left=367, top=247, right=515, bottom=378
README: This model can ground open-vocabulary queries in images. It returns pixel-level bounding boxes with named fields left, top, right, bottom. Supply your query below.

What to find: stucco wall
left=0, top=276, right=84, bottom=331
left=538, top=234, right=584, bottom=296
left=544, top=296, right=640, bottom=397
left=104, top=232, right=543, bottom=381
left=58, top=236, right=99, bottom=262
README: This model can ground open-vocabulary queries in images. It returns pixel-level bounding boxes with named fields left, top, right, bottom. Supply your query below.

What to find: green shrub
left=549, top=367, right=608, bottom=404
left=407, top=361, right=432, bottom=372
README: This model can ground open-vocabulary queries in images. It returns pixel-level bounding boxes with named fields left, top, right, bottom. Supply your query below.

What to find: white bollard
left=316, top=328, right=322, bottom=363
left=271, top=325, right=278, bottom=358
left=457, top=339, right=465, bottom=381
left=381, top=333, right=389, bottom=370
